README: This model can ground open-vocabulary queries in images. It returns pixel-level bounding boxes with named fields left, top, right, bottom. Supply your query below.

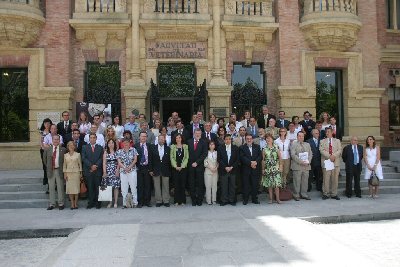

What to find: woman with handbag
left=364, top=136, right=383, bottom=198
left=103, top=139, right=120, bottom=208
left=63, top=141, right=83, bottom=210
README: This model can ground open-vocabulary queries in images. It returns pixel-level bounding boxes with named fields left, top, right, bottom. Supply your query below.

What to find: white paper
left=299, top=152, right=309, bottom=164
left=324, top=159, right=335, bottom=171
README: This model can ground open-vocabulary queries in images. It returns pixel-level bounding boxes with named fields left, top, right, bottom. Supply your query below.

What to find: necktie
left=252, top=127, right=255, bottom=136
left=91, top=145, right=95, bottom=152
left=241, top=137, right=244, bottom=145
left=179, top=129, right=182, bottom=134
left=281, top=120, right=284, bottom=127
left=207, top=133, right=210, bottom=140
left=329, top=139, right=333, bottom=155
left=52, top=146, right=57, bottom=169
left=249, top=146, right=252, bottom=156
left=247, top=120, right=249, bottom=127
left=75, top=140, right=79, bottom=148
left=140, top=144, right=146, bottom=164
left=194, top=140, right=198, bottom=150
left=314, top=139, right=318, bottom=147
left=353, top=145, right=358, bottom=165
left=64, top=122, right=68, bottom=131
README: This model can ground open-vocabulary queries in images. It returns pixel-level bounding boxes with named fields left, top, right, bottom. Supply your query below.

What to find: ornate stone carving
left=0, top=1, right=45, bottom=48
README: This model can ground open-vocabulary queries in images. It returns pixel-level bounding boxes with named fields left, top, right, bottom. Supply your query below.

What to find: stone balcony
left=221, top=0, right=279, bottom=64
left=140, top=0, right=212, bottom=41
left=300, top=0, right=362, bottom=51
left=69, top=0, right=131, bottom=63
left=0, top=0, right=45, bottom=48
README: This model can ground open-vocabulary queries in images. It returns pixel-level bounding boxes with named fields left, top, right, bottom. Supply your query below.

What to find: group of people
left=39, top=106, right=384, bottom=210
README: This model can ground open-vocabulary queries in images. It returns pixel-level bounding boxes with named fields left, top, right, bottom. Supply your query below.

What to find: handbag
left=79, top=179, right=87, bottom=194
left=98, top=186, right=112, bottom=201
left=368, top=170, right=380, bottom=186
left=278, top=187, right=293, bottom=201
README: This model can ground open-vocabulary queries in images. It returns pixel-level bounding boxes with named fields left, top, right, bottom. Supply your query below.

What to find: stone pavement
left=0, top=193, right=399, bottom=266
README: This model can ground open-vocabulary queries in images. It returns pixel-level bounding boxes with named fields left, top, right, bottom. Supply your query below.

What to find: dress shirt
left=313, top=138, right=319, bottom=147
left=124, top=122, right=139, bottom=134
left=53, top=145, right=60, bottom=168
left=248, top=145, right=253, bottom=156
left=207, top=151, right=217, bottom=160
left=225, top=121, right=243, bottom=132
left=158, top=144, right=164, bottom=161
left=113, top=125, right=124, bottom=140
left=294, top=125, right=303, bottom=134
left=84, top=133, right=105, bottom=147
left=225, top=145, right=231, bottom=162
left=274, top=138, right=290, bottom=159
left=211, top=123, right=219, bottom=133
left=140, top=143, right=148, bottom=165
left=43, top=134, right=64, bottom=145
left=287, top=131, right=297, bottom=142
left=79, top=122, right=91, bottom=134
left=353, top=145, right=359, bottom=165
left=259, top=138, right=266, bottom=150
left=205, top=131, right=212, bottom=140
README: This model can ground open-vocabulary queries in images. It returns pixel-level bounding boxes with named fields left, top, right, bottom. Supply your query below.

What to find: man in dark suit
left=149, top=135, right=171, bottom=207
left=135, top=131, right=153, bottom=208
left=256, top=105, right=276, bottom=129
left=69, top=129, right=85, bottom=153
left=307, top=129, right=322, bottom=192
left=43, top=135, right=66, bottom=210
left=246, top=117, right=258, bottom=138
left=342, top=136, right=364, bottom=198
left=57, top=111, right=72, bottom=140
left=202, top=122, right=218, bottom=145
left=276, top=110, right=290, bottom=129
left=148, top=111, right=160, bottom=129
left=81, top=133, right=104, bottom=209
left=300, top=111, right=316, bottom=141
left=171, top=119, right=190, bottom=144
left=217, top=134, right=239, bottom=206
left=187, top=128, right=207, bottom=206
left=186, top=114, right=204, bottom=139
left=329, top=116, right=342, bottom=141
left=240, top=134, right=262, bottom=205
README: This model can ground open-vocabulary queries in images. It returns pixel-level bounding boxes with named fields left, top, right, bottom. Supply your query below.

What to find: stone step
left=0, top=184, right=46, bottom=192
left=347, top=186, right=400, bottom=196
left=0, top=199, right=49, bottom=209
left=0, top=177, right=43, bottom=185
left=338, top=172, right=400, bottom=180
left=0, top=191, right=48, bottom=201
left=338, top=179, right=400, bottom=187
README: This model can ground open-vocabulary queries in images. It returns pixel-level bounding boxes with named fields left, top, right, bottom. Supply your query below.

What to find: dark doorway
left=161, top=99, right=193, bottom=125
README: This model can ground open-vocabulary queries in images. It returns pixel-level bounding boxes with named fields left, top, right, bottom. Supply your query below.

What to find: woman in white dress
left=292, top=116, right=303, bottom=134
left=364, top=136, right=383, bottom=198
left=112, top=115, right=124, bottom=141
left=319, top=112, right=331, bottom=130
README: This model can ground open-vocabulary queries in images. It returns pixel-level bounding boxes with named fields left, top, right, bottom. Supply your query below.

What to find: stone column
left=208, top=0, right=231, bottom=119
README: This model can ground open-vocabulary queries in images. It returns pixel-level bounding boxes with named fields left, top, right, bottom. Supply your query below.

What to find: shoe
left=192, top=202, right=196, bottom=206
left=220, top=202, right=227, bottom=206
left=46, top=190, right=49, bottom=194
left=47, top=206, right=54, bottom=210
left=175, top=203, right=179, bottom=206
left=146, top=203, right=152, bottom=207
left=301, top=196, right=311, bottom=200
left=70, top=207, right=74, bottom=210
left=96, top=203, right=101, bottom=209
left=122, top=205, right=127, bottom=209
left=243, top=200, right=248, bottom=205
left=114, top=204, right=117, bottom=208
left=277, top=200, right=282, bottom=204
left=322, top=195, right=329, bottom=200
left=356, top=195, right=362, bottom=198
left=58, top=205, right=65, bottom=210
left=252, top=200, right=260, bottom=204
left=346, top=194, right=352, bottom=198
left=136, top=204, right=143, bottom=208
left=107, top=203, right=112, bottom=208
left=86, top=205, right=93, bottom=209
left=74, top=207, right=78, bottom=210
left=268, top=200, right=273, bottom=204
left=164, top=203, right=170, bottom=207
left=331, top=196, right=340, bottom=200
left=293, top=196, right=300, bottom=201
left=156, top=203, right=162, bottom=207
left=197, top=202, right=203, bottom=206
left=230, top=202, right=236, bottom=206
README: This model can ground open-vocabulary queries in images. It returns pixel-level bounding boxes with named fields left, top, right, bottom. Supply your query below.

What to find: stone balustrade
left=225, top=0, right=273, bottom=17
left=74, top=0, right=126, bottom=13
left=302, top=0, right=358, bottom=16
left=153, top=0, right=199, bottom=13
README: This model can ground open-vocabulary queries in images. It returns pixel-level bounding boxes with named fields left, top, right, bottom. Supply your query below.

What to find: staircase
left=338, top=161, right=400, bottom=195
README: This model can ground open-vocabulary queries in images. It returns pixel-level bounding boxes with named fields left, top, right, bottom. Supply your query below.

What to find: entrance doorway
left=161, top=99, right=193, bottom=125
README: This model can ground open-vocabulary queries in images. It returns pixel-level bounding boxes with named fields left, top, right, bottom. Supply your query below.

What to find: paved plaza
left=0, top=192, right=399, bottom=267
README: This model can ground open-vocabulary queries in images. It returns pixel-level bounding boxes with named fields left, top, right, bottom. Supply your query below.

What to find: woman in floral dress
left=261, top=133, right=283, bottom=204
left=103, top=139, right=120, bottom=208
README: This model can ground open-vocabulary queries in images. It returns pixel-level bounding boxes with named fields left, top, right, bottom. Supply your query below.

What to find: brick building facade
left=0, top=0, right=398, bottom=169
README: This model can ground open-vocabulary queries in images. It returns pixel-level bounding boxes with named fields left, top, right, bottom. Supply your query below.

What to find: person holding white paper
left=319, top=127, right=342, bottom=200
left=290, top=132, right=313, bottom=201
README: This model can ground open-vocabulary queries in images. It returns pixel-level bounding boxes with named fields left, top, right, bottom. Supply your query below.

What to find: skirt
left=66, top=172, right=80, bottom=194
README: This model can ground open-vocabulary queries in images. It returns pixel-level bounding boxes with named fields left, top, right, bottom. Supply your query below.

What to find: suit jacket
left=185, top=123, right=204, bottom=139
left=307, top=138, right=321, bottom=167
left=57, top=120, right=72, bottom=139
left=233, top=136, right=247, bottom=147
left=171, top=128, right=191, bottom=144
left=257, top=114, right=276, bottom=129
left=135, top=142, right=152, bottom=170
left=217, top=144, right=239, bottom=176
left=246, top=125, right=259, bottom=138
left=241, top=119, right=251, bottom=128
left=149, top=144, right=171, bottom=177
left=319, top=138, right=342, bottom=168
left=81, top=143, right=103, bottom=177
left=201, top=131, right=218, bottom=146
left=133, top=130, right=155, bottom=145
left=170, top=144, right=189, bottom=168
left=290, top=141, right=313, bottom=171
left=276, top=119, right=290, bottom=129
left=342, top=144, right=363, bottom=172
left=187, top=138, right=208, bottom=167
left=299, top=119, right=316, bottom=140
left=43, top=145, right=66, bottom=179
left=64, top=134, right=85, bottom=153
left=240, top=143, right=262, bottom=177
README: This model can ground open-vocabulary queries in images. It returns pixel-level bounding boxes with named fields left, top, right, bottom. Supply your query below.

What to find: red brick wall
left=0, top=55, right=30, bottom=67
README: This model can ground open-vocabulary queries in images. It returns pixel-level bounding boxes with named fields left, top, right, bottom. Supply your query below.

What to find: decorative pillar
left=130, top=0, right=144, bottom=83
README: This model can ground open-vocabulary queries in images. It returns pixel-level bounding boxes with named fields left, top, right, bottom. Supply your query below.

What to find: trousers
left=48, top=170, right=64, bottom=206
left=292, top=170, right=309, bottom=198
left=153, top=175, right=170, bottom=204
left=121, top=171, right=138, bottom=205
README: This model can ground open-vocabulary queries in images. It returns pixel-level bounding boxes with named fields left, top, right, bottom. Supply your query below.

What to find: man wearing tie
left=217, top=134, right=239, bottom=206
left=233, top=126, right=247, bottom=147
left=299, top=111, right=316, bottom=141
left=57, top=111, right=72, bottom=141
left=319, top=127, right=342, bottom=200
left=70, top=129, right=84, bottom=153
left=240, top=110, right=251, bottom=128
left=186, top=114, right=204, bottom=139
left=43, top=135, right=66, bottom=210
left=171, top=120, right=190, bottom=144
left=202, top=122, right=218, bottom=145
left=81, top=133, right=104, bottom=209
left=307, top=129, right=322, bottom=192
left=187, top=128, right=208, bottom=206
left=256, top=105, right=276, bottom=129
left=329, top=116, right=342, bottom=141
left=149, top=135, right=171, bottom=207
left=342, top=136, right=364, bottom=198
left=135, top=132, right=153, bottom=208
left=290, top=132, right=313, bottom=201
left=246, top=117, right=258, bottom=138
left=276, top=110, right=290, bottom=129
left=240, top=134, right=262, bottom=205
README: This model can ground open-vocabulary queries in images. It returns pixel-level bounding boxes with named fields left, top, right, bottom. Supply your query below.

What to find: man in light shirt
left=124, top=113, right=139, bottom=134
left=84, top=125, right=105, bottom=147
